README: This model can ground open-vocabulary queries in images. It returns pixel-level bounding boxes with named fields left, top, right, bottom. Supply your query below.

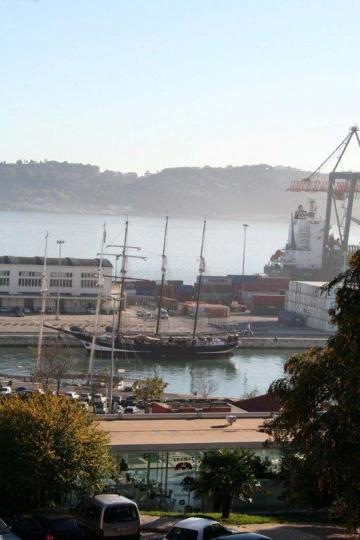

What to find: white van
left=75, top=494, right=140, bottom=539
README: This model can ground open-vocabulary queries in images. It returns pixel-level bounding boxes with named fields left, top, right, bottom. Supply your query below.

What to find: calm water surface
left=0, top=347, right=291, bottom=398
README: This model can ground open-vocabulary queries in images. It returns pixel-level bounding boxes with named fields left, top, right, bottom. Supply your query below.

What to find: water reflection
left=0, top=347, right=292, bottom=398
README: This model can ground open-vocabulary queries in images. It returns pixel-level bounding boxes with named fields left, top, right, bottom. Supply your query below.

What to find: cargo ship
left=264, top=200, right=343, bottom=280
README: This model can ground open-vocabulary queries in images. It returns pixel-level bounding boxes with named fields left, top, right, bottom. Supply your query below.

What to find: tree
left=0, top=393, right=114, bottom=515
left=191, top=372, right=218, bottom=399
left=35, top=338, right=72, bottom=394
left=182, top=448, right=270, bottom=518
left=265, top=251, right=360, bottom=531
left=133, top=375, right=167, bottom=402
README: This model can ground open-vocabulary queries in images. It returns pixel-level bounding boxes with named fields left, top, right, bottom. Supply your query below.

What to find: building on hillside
left=285, top=280, right=336, bottom=331
left=0, top=256, right=112, bottom=314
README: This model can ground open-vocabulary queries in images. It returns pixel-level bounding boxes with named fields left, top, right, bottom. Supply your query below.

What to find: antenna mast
left=193, top=219, right=206, bottom=338
left=155, top=216, right=169, bottom=336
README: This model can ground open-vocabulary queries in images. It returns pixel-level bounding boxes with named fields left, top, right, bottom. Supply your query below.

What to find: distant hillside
left=0, top=160, right=317, bottom=219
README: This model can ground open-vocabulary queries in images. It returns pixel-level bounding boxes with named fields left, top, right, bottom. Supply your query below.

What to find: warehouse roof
left=0, top=256, right=112, bottom=268
left=98, top=417, right=270, bottom=451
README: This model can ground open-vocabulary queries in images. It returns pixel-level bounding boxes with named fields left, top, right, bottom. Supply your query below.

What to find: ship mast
left=106, top=219, right=146, bottom=335
left=36, top=231, right=49, bottom=373
left=88, top=224, right=106, bottom=380
left=193, top=219, right=206, bottom=337
left=155, top=216, right=169, bottom=336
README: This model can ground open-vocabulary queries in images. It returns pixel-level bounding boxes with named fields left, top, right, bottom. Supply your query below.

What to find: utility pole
left=242, top=224, right=249, bottom=275
left=55, top=240, right=65, bottom=320
left=36, top=231, right=49, bottom=373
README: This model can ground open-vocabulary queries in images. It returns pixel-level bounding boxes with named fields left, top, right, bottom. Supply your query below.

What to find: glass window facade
left=108, top=447, right=282, bottom=512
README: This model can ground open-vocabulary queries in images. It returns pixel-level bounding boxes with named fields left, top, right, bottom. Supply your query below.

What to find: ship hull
left=80, top=336, right=238, bottom=359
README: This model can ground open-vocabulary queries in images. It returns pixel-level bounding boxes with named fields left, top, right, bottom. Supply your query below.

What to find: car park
left=165, top=518, right=232, bottom=540
left=74, top=494, right=140, bottom=539
left=12, top=512, right=83, bottom=540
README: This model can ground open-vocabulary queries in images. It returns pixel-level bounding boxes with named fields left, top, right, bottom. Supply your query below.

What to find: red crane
left=288, top=177, right=360, bottom=200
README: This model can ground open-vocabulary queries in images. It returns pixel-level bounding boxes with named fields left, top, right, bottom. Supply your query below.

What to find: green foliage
left=133, top=376, right=167, bottom=402
left=265, top=251, right=360, bottom=531
left=182, top=448, right=270, bottom=518
left=0, top=393, right=114, bottom=514
left=144, top=511, right=280, bottom=525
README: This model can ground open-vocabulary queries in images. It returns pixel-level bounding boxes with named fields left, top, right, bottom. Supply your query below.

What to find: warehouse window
left=81, top=272, right=97, bottom=288
left=18, top=271, right=42, bottom=287
left=50, top=272, right=73, bottom=288
left=0, top=270, right=10, bottom=287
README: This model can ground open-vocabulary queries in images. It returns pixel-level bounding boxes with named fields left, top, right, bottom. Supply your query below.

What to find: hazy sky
left=1, top=0, right=360, bottom=173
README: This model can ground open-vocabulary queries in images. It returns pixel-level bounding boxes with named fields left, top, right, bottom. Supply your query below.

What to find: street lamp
left=55, top=240, right=65, bottom=320
left=242, top=224, right=249, bottom=275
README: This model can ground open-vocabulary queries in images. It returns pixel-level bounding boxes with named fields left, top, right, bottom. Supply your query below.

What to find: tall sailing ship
left=47, top=219, right=240, bottom=359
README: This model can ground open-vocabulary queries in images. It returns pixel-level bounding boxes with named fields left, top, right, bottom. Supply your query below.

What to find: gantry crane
left=287, top=126, right=360, bottom=270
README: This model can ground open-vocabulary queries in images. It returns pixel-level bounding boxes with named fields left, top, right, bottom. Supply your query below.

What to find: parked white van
left=75, top=494, right=140, bottom=539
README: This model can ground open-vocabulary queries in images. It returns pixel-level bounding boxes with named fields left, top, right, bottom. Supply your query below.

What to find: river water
left=0, top=346, right=291, bottom=398
left=0, top=210, right=289, bottom=283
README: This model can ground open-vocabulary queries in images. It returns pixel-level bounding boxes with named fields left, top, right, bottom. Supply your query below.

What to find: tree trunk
left=221, top=494, right=232, bottom=519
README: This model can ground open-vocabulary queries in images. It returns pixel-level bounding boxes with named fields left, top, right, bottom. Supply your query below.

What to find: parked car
left=12, top=512, right=83, bottom=540
left=123, top=406, right=139, bottom=414
left=0, top=386, right=12, bottom=396
left=123, top=385, right=133, bottom=392
left=80, top=392, right=92, bottom=403
left=0, top=518, right=21, bottom=539
left=86, top=307, right=96, bottom=315
left=112, top=402, right=124, bottom=414
left=0, top=307, right=10, bottom=314
left=15, top=386, right=28, bottom=393
left=64, top=391, right=80, bottom=400
left=94, top=403, right=108, bottom=414
left=70, top=325, right=83, bottom=333
left=93, top=393, right=106, bottom=404
left=74, top=494, right=140, bottom=539
left=136, top=309, right=146, bottom=318
left=165, top=518, right=232, bottom=540
left=79, top=401, right=89, bottom=410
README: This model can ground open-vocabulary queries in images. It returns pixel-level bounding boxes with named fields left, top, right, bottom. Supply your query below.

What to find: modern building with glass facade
left=99, top=416, right=282, bottom=512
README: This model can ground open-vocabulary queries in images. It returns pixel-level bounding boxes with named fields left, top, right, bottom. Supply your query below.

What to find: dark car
left=12, top=513, right=83, bottom=540
left=70, top=325, right=83, bottom=333
left=217, top=534, right=271, bottom=540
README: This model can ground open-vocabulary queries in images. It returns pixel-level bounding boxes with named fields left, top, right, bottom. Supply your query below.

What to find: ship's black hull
left=49, top=326, right=240, bottom=359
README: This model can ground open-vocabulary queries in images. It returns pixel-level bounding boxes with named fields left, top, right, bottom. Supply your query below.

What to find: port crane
left=287, top=126, right=360, bottom=270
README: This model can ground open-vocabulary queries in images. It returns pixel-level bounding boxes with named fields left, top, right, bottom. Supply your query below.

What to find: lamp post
left=242, top=224, right=249, bottom=275
left=55, top=240, right=65, bottom=320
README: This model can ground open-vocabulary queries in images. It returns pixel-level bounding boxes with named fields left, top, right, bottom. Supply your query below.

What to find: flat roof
left=0, top=256, right=112, bottom=268
left=98, top=417, right=269, bottom=451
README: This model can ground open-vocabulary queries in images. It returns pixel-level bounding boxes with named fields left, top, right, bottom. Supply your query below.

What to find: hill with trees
left=0, top=160, right=315, bottom=219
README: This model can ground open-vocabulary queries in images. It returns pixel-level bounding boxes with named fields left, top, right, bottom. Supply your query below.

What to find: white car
left=165, top=518, right=232, bottom=540
left=64, top=391, right=80, bottom=400
left=0, top=386, right=12, bottom=395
